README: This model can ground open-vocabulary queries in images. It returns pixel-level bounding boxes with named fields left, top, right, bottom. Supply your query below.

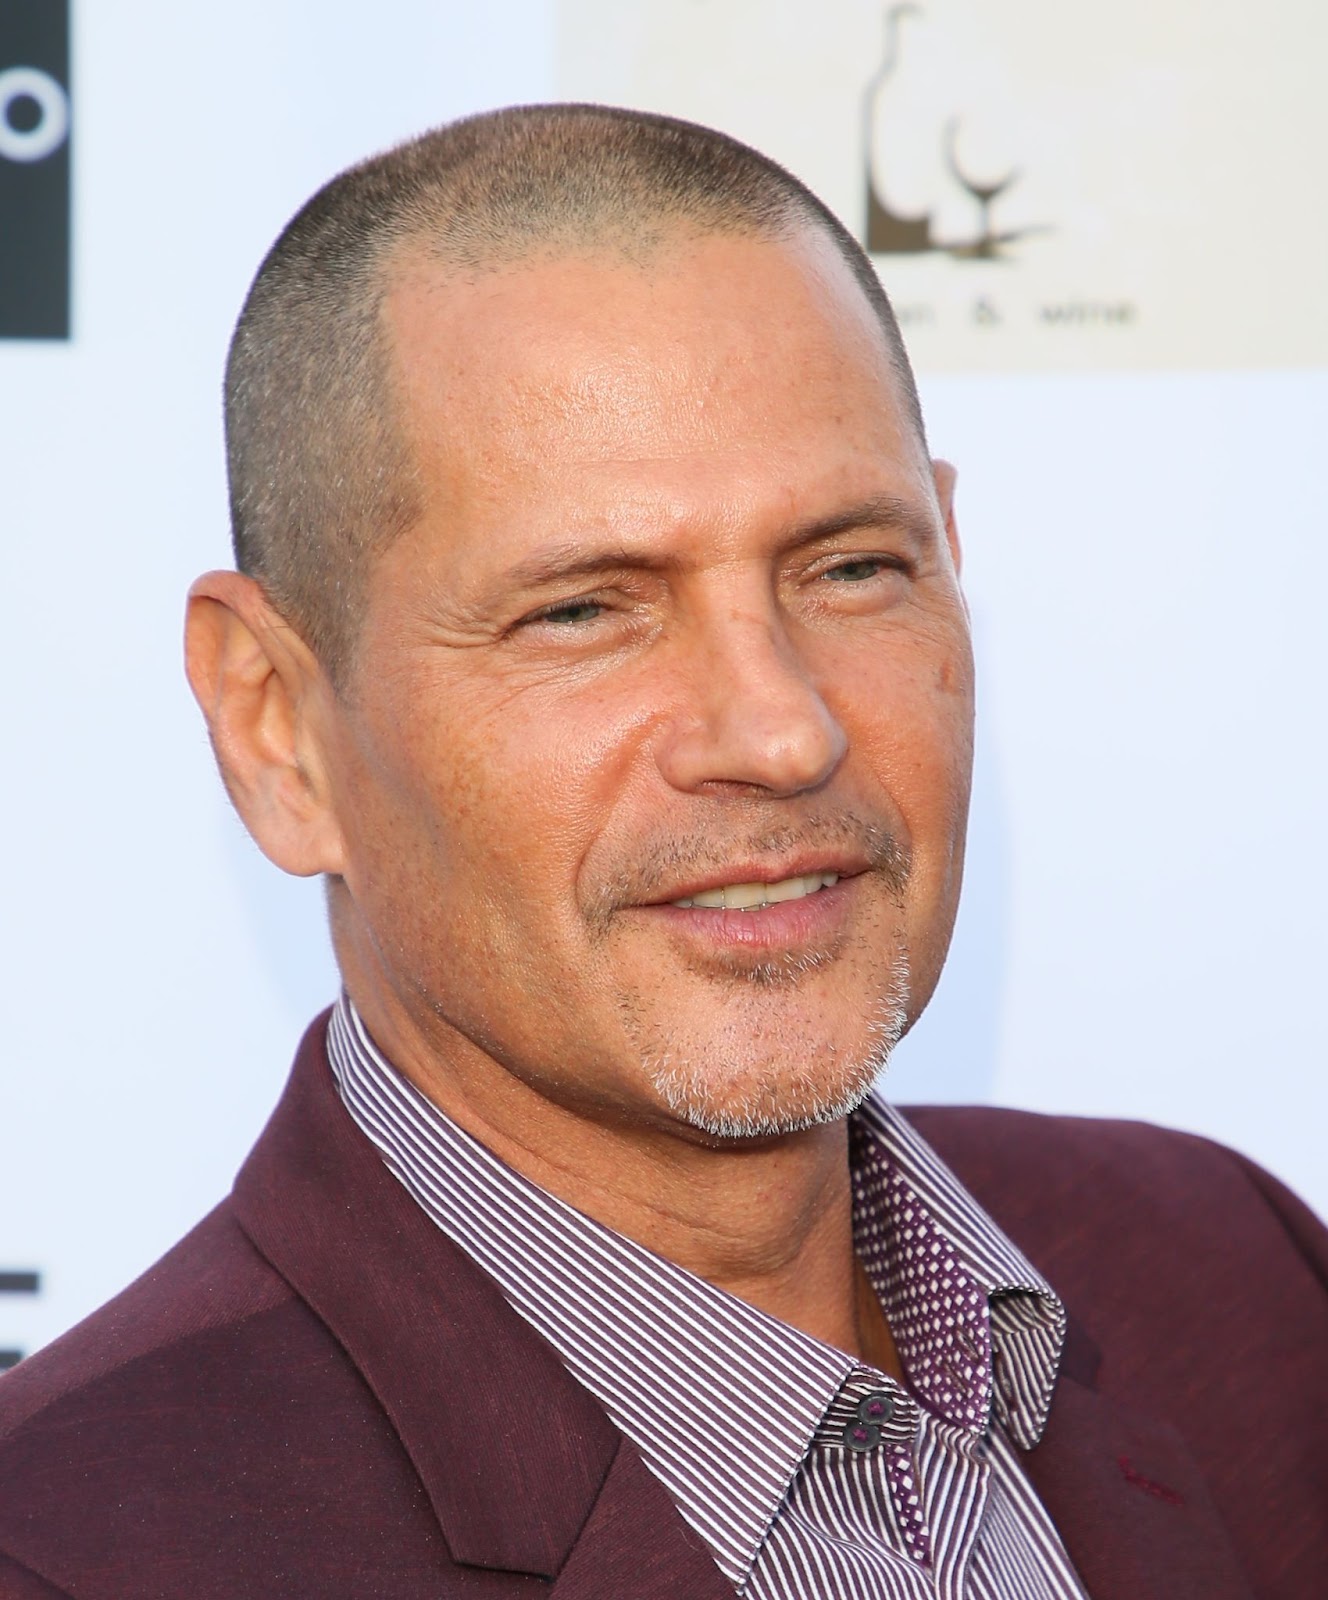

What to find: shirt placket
left=851, top=1138, right=1003, bottom=1591
left=815, top=1371, right=931, bottom=1567
left=914, top=1412, right=994, bottom=1599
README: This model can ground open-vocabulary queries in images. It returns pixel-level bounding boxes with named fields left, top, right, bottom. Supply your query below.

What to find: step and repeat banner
left=558, top=0, right=1327, bottom=371
left=0, top=3, right=68, bottom=339
left=3, top=0, right=1325, bottom=1363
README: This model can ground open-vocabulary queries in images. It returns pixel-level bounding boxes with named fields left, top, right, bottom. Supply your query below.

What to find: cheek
left=369, top=671, right=655, bottom=911
left=843, top=627, right=972, bottom=781
left=326, top=678, right=479, bottom=921
left=849, top=641, right=973, bottom=1002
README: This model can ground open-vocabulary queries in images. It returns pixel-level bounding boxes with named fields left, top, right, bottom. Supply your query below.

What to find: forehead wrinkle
left=500, top=539, right=674, bottom=593
left=792, top=493, right=942, bottom=554
left=476, top=346, right=750, bottom=481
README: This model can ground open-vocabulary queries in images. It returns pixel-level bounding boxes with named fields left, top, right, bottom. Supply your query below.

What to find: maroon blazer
left=1, top=1012, right=1325, bottom=1598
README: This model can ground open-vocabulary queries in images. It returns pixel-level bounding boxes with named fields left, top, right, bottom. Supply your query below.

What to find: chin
left=631, top=959, right=912, bottom=1142
left=653, top=1056, right=884, bottom=1141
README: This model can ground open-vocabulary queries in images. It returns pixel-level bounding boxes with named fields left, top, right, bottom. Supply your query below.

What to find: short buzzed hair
left=225, top=103, right=926, bottom=681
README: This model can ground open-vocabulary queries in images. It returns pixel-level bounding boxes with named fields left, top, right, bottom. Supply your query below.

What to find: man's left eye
left=823, top=559, right=887, bottom=582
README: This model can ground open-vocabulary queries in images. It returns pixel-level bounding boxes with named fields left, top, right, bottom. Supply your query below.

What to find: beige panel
left=556, top=0, right=1328, bottom=370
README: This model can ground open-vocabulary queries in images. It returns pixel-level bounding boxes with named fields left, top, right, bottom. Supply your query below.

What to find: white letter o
left=0, top=67, right=70, bottom=164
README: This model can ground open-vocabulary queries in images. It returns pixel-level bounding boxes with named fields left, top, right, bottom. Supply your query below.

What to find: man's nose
left=656, top=608, right=848, bottom=797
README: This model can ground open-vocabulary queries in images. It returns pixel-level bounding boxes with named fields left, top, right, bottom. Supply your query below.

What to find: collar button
left=856, top=1388, right=895, bottom=1425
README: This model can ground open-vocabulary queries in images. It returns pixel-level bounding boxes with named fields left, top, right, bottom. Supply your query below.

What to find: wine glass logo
left=863, top=4, right=1049, bottom=260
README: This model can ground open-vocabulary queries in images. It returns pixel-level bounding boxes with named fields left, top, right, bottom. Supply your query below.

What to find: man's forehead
left=380, top=227, right=918, bottom=470
left=386, top=226, right=892, bottom=372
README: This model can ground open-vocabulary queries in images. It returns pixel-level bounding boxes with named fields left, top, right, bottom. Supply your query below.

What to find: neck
left=340, top=974, right=902, bottom=1376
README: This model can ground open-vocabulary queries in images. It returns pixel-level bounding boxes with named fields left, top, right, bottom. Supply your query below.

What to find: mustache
left=585, top=811, right=911, bottom=927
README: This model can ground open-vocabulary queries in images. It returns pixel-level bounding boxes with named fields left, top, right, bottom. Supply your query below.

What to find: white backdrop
left=2, top=0, right=1324, bottom=1362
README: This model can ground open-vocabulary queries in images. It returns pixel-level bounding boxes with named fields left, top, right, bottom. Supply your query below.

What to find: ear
left=931, top=458, right=963, bottom=577
left=184, top=572, right=348, bottom=878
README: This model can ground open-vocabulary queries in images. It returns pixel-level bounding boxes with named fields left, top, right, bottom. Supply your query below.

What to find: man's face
left=320, top=228, right=973, bottom=1143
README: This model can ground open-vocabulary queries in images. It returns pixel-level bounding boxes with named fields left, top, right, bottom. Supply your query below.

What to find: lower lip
left=634, top=877, right=855, bottom=951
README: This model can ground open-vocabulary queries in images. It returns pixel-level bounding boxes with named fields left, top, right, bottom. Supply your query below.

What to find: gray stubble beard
left=628, top=942, right=912, bottom=1141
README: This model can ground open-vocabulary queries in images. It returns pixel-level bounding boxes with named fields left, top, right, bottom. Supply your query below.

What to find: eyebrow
left=498, top=493, right=941, bottom=596
left=790, top=493, right=939, bottom=552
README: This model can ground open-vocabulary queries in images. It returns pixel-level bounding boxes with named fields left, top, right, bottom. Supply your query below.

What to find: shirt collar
left=328, top=996, right=1065, bottom=1583
left=852, top=1096, right=1066, bottom=1449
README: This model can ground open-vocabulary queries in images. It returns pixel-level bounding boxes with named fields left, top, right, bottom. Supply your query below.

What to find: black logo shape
left=863, top=4, right=1048, bottom=261
left=0, top=1270, right=41, bottom=1370
left=1, top=0, right=71, bottom=339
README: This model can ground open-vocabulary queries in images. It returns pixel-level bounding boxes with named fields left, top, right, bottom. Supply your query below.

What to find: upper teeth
left=672, top=872, right=839, bottom=910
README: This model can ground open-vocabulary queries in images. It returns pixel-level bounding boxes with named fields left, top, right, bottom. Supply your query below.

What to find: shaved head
left=224, top=103, right=926, bottom=680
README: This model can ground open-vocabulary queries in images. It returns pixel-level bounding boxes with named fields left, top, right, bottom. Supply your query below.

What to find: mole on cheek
left=935, top=636, right=977, bottom=697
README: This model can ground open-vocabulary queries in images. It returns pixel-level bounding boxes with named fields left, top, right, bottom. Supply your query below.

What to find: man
left=0, top=104, right=1324, bottom=1600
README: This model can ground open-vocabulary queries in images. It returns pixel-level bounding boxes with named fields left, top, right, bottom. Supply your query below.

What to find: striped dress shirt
left=328, top=998, right=1090, bottom=1599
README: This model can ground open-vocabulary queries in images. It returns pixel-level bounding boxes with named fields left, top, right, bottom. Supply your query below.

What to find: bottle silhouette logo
left=1, top=0, right=71, bottom=339
left=864, top=4, right=1047, bottom=261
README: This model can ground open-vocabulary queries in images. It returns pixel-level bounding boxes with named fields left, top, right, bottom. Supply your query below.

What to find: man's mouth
left=670, top=872, right=840, bottom=911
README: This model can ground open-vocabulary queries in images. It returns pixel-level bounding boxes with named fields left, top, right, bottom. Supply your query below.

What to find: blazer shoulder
left=899, top=1101, right=1328, bottom=1335
left=901, top=1099, right=1251, bottom=1182
left=0, top=1200, right=288, bottom=1447
left=0, top=1195, right=452, bottom=1597
left=900, top=1100, right=1320, bottom=1219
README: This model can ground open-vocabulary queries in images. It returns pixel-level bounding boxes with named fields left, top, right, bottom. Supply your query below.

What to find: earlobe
left=184, top=572, right=347, bottom=878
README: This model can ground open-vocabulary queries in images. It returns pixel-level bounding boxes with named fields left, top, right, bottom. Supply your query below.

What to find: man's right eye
left=524, top=598, right=604, bottom=627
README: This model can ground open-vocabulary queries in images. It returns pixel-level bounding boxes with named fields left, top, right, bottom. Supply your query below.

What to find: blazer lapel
left=231, top=1013, right=727, bottom=1592
left=1022, top=1365, right=1255, bottom=1600
left=548, top=1439, right=736, bottom=1599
